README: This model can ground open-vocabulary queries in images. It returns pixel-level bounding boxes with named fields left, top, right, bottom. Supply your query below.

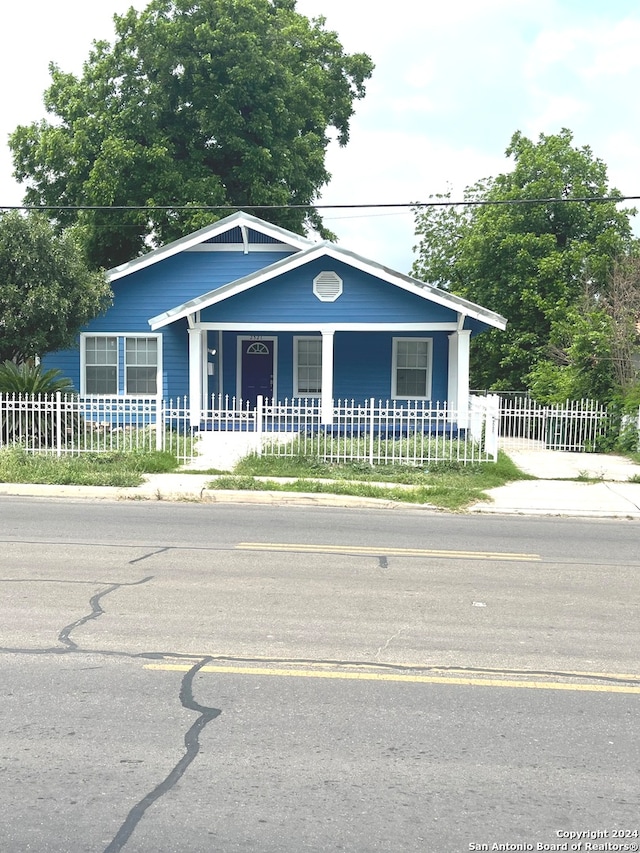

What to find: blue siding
left=41, top=347, right=81, bottom=392
left=199, top=258, right=458, bottom=324
left=91, top=250, right=293, bottom=333
left=204, top=227, right=289, bottom=245
left=162, top=319, right=189, bottom=399
left=42, top=319, right=191, bottom=398
left=42, top=250, right=290, bottom=397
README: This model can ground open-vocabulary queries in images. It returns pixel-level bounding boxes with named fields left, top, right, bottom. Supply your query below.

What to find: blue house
left=44, top=211, right=506, bottom=427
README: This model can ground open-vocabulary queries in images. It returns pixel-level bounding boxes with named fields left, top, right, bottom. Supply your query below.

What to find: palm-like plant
left=0, top=361, right=75, bottom=395
left=0, top=362, right=77, bottom=447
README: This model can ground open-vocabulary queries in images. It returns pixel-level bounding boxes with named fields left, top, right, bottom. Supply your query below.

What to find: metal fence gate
left=499, top=397, right=611, bottom=452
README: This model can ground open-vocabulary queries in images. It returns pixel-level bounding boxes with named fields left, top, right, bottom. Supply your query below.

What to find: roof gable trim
left=148, top=243, right=507, bottom=331
left=108, top=211, right=313, bottom=281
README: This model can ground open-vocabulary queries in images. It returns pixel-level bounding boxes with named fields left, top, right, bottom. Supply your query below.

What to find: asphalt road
left=1, top=498, right=639, bottom=852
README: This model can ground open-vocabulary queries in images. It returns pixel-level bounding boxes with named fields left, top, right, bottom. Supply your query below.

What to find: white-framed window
left=294, top=336, right=322, bottom=395
left=392, top=338, right=432, bottom=399
left=125, top=337, right=158, bottom=394
left=81, top=334, right=161, bottom=395
left=84, top=336, right=118, bottom=395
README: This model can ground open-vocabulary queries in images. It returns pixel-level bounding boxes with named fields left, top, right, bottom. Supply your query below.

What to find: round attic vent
left=313, top=270, right=343, bottom=302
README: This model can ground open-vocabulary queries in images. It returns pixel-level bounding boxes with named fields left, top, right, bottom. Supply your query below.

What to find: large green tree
left=528, top=256, right=640, bottom=404
left=10, top=0, right=373, bottom=269
left=412, top=129, right=637, bottom=391
left=0, top=212, right=111, bottom=363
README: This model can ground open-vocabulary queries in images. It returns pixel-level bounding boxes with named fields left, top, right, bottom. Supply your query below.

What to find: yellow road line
left=145, top=653, right=640, bottom=683
left=145, top=663, right=640, bottom=694
left=236, top=542, right=542, bottom=562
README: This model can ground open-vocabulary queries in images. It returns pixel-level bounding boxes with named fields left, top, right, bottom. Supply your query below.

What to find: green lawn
left=0, top=446, right=179, bottom=487
left=206, top=452, right=531, bottom=510
left=0, top=445, right=530, bottom=510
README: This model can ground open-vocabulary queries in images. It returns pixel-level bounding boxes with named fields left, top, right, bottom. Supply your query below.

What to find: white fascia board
left=108, top=211, right=313, bottom=282
left=185, top=244, right=295, bottom=253
left=193, top=322, right=459, bottom=332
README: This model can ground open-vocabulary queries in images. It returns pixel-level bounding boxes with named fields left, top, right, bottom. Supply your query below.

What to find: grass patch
left=0, top=445, right=179, bottom=487
left=208, top=451, right=530, bottom=510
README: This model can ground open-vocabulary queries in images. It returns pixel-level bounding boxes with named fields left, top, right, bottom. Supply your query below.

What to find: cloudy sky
left=2, top=0, right=639, bottom=272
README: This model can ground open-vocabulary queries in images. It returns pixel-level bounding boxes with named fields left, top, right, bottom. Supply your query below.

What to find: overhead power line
left=0, top=196, right=639, bottom=213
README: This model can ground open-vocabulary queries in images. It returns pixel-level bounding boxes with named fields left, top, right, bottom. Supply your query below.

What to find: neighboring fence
left=499, top=397, right=612, bottom=452
left=0, top=393, right=500, bottom=466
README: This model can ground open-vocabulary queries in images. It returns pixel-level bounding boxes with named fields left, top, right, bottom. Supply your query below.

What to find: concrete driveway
left=470, top=439, right=640, bottom=518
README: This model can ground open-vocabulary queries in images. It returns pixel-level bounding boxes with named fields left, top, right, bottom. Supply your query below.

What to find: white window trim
left=293, top=335, right=323, bottom=397
left=391, top=337, right=433, bottom=401
left=80, top=333, right=162, bottom=397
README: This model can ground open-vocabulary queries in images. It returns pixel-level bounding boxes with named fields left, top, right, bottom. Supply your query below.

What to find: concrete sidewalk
left=468, top=445, right=640, bottom=518
left=468, top=479, right=640, bottom=518
left=1, top=449, right=639, bottom=518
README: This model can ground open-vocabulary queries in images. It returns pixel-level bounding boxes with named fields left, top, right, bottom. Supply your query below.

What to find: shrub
left=0, top=361, right=75, bottom=395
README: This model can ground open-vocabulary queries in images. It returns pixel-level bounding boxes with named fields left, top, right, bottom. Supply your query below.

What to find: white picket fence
left=0, top=393, right=500, bottom=467
left=498, top=397, right=612, bottom=452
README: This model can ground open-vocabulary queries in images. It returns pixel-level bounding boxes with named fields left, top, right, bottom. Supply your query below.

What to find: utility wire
left=0, top=196, right=639, bottom=212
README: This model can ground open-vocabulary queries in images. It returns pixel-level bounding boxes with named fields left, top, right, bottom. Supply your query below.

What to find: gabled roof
left=108, top=210, right=314, bottom=282
left=148, top=237, right=507, bottom=331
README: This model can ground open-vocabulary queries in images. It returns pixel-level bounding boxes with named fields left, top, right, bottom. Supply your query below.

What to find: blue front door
left=241, top=339, right=274, bottom=404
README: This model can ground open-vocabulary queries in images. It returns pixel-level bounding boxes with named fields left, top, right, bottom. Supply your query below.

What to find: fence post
left=156, top=396, right=163, bottom=451
left=56, top=392, right=62, bottom=457
left=256, top=395, right=263, bottom=457
left=368, top=398, right=375, bottom=465
left=485, top=394, right=500, bottom=461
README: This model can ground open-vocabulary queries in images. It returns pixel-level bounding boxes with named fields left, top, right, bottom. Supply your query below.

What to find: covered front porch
left=182, top=320, right=473, bottom=429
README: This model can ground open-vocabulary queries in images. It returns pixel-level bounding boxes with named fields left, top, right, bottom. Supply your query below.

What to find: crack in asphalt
left=103, top=656, right=221, bottom=853
left=375, top=627, right=406, bottom=660
left=11, top=574, right=223, bottom=853
left=57, top=576, right=154, bottom=650
left=1, top=644, right=639, bottom=686
left=128, top=548, right=171, bottom=564
left=3, top=570, right=640, bottom=851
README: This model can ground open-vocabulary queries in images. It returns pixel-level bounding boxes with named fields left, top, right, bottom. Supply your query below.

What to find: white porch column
left=448, top=330, right=471, bottom=427
left=320, top=329, right=335, bottom=424
left=188, top=328, right=205, bottom=426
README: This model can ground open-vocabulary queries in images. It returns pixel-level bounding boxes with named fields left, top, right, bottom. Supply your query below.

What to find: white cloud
left=1, top=0, right=639, bottom=267
left=523, top=94, right=588, bottom=135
